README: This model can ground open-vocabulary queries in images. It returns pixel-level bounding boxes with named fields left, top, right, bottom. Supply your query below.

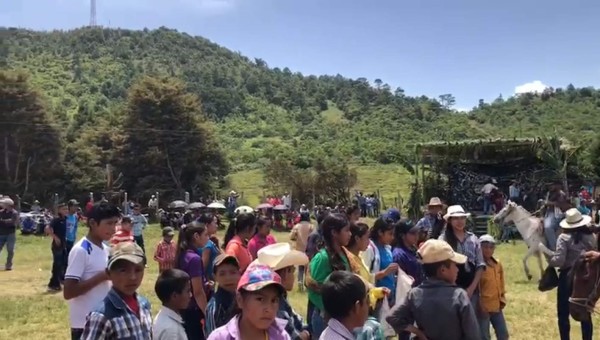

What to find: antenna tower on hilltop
left=90, top=0, right=97, bottom=27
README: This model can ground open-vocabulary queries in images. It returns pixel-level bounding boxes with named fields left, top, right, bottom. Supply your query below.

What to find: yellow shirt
left=346, top=249, right=374, bottom=284
left=480, top=257, right=506, bottom=313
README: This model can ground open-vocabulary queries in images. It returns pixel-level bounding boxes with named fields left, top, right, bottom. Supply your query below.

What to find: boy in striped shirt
left=110, top=217, right=134, bottom=245
left=154, top=227, right=176, bottom=273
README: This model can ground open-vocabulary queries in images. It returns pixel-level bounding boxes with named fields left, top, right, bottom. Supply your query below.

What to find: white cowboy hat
left=252, top=243, right=308, bottom=271
left=560, top=208, right=592, bottom=229
left=0, top=197, right=14, bottom=206
left=427, top=197, right=443, bottom=207
left=443, top=205, right=471, bottom=221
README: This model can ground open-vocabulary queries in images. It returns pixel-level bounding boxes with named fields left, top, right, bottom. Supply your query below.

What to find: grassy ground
left=227, top=164, right=412, bottom=209
left=0, top=224, right=598, bottom=339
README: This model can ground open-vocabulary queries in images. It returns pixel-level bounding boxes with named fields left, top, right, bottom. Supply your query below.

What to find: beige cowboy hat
left=427, top=197, right=443, bottom=207
left=560, top=208, right=592, bottom=229
left=252, top=243, right=308, bottom=271
left=443, top=205, right=471, bottom=221
left=418, top=239, right=467, bottom=264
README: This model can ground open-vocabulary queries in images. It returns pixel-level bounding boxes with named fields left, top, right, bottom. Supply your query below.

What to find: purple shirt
left=207, top=315, right=291, bottom=340
left=179, top=249, right=206, bottom=310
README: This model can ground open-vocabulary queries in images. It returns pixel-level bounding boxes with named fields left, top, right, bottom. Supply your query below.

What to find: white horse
left=493, top=201, right=553, bottom=280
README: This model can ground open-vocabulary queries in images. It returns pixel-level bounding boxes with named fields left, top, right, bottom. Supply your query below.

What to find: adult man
left=415, top=197, right=445, bottom=240
left=509, top=180, right=521, bottom=204
left=31, top=200, right=41, bottom=214
left=46, top=203, right=68, bottom=291
left=227, top=191, right=238, bottom=216
left=0, top=197, right=19, bottom=271
left=65, top=199, right=80, bottom=255
left=282, top=192, right=292, bottom=209
left=481, top=179, right=498, bottom=215
left=544, top=181, right=570, bottom=251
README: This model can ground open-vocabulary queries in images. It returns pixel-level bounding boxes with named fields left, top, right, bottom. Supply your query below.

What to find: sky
left=2, top=0, right=600, bottom=110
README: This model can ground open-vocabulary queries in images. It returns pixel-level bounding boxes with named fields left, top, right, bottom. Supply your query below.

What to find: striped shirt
left=110, top=227, right=134, bottom=246
left=154, top=239, right=177, bottom=273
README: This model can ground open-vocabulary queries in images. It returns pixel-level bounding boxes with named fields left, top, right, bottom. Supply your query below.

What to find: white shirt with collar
left=153, top=306, right=188, bottom=340
left=320, top=318, right=355, bottom=340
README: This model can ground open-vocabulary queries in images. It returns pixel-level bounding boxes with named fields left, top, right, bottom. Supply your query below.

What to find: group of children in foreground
left=63, top=201, right=507, bottom=340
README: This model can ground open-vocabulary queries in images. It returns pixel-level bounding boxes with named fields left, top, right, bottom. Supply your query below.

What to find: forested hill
left=3, top=26, right=600, bottom=174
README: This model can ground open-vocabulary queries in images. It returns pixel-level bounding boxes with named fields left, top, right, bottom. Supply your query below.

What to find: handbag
left=538, top=266, right=559, bottom=292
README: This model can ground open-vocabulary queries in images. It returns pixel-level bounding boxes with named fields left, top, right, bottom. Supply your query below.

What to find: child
left=154, top=268, right=192, bottom=340
left=64, top=202, right=120, bottom=340
left=387, top=239, right=480, bottom=340
left=81, top=242, right=152, bottom=339
left=110, top=216, right=134, bottom=245
left=208, top=264, right=291, bottom=340
left=479, top=234, right=509, bottom=340
left=248, top=217, right=277, bottom=259
left=154, top=227, right=177, bottom=273
left=363, top=218, right=398, bottom=305
left=205, top=254, right=241, bottom=334
left=392, top=219, right=424, bottom=287
left=254, top=243, right=311, bottom=340
left=175, top=222, right=210, bottom=340
left=131, top=204, right=148, bottom=254
left=320, top=271, right=370, bottom=340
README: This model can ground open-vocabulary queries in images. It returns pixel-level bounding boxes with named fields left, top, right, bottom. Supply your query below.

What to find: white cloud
left=514, top=80, right=548, bottom=95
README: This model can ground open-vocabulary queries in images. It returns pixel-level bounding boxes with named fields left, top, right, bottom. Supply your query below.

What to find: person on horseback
left=543, top=181, right=570, bottom=251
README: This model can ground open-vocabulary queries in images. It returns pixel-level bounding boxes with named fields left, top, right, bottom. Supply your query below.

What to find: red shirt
left=154, top=239, right=177, bottom=273
left=111, top=227, right=134, bottom=245
left=122, top=294, right=139, bottom=317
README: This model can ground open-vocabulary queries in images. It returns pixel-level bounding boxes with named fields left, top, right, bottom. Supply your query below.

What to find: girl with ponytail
left=306, top=213, right=351, bottom=338
left=223, top=213, right=256, bottom=272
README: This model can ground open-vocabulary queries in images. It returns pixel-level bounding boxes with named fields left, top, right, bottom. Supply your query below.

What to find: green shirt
left=307, top=248, right=350, bottom=311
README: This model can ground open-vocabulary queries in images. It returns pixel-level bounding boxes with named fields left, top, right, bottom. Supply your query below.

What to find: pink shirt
left=247, top=234, right=277, bottom=260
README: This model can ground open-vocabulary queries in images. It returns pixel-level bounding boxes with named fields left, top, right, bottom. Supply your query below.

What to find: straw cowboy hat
left=560, top=208, right=592, bottom=229
left=443, top=205, right=471, bottom=221
left=418, top=239, right=467, bottom=264
left=427, top=197, right=443, bottom=207
left=253, top=243, right=308, bottom=271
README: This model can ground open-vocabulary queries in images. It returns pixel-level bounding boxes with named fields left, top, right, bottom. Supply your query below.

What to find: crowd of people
left=2, top=187, right=600, bottom=340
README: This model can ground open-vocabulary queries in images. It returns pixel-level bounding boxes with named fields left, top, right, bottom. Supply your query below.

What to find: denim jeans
left=480, top=311, right=509, bottom=340
left=311, top=308, right=326, bottom=339
left=558, top=269, right=593, bottom=340
left=49, top=245, right=66, bottom=288
left=0, top=233, right=16, bottom=269
left=483, top=196, right=493, bottom=215
left=544, top=212, right=561, bottom=251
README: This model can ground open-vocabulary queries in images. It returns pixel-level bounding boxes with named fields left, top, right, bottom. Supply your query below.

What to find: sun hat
left=479, top=234, right=496, bottom=244
left=417, top=239, right=467, bottom=264
left=213, top=253, right=239, bottom=274
left=162, top=227, right=175, bottom=237
left=443, top=205, right=471, bottom=221
left=107, top=242, right=145, bottom=269
left=252, top=243, right=308, bottom=271
left=427, top=197, right=443, bottom=207
left=0, top=197, right=14, bottom=206
left=560, top=208, right=592, bottom=229
left=237, top=264, right=285, bottom=293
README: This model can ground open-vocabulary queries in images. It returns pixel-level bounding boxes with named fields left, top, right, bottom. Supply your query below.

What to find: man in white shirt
left=282, top=192, right=292, bottom=209
left=63, top=202, right=120, bottom=340
left=481, top=179, right=498, bottom=215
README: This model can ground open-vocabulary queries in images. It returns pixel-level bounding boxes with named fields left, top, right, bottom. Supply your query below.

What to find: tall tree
left=118, top=76, right=228, bottom=200
left=0, top=70, right=64, bottom=200
left=438, top=94, right=456, bottom=109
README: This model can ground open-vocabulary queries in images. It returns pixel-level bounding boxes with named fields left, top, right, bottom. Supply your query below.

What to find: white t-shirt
left=65, top=236, right=112, bottom=329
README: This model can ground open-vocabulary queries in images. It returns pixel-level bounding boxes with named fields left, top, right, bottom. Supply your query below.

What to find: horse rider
left=543, top=181, right=571, bottom=251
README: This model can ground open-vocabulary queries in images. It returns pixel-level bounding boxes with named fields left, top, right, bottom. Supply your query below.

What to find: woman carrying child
left=545, top=208, right=596, bottom=340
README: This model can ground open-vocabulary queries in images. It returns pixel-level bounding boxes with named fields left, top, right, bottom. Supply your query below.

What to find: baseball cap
left=479, top=234, right=496, bottom=244
left=383, top=208, right=401, bottom=223
left=237, top=264, right=284, bottom=293
left=417, top=239, right=467, bottom=264
left=68, top=199, right=79, bottom=207
left=162, top=227, right=175, bottom=237
left=108, top=242, right=146, bottom=270
left=213, top=253, right=239, bottom=273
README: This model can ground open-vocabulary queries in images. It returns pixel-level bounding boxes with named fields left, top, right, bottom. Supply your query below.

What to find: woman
left=175, top=221, right=211, bottom=340
left=223, top=213, right=256, bottom=272
left=346, top=205, right=361, bottom=224
left=392, top=219, right=423, bottom=287
left=548, top=208, right=596, bottom=340
left=439, top=205, right=486, bottom=335
left=344, top=222, right=373, bottom=283
left=198, top=213, right=221, bottom=282
left=306, top=213, right=352, bottom=338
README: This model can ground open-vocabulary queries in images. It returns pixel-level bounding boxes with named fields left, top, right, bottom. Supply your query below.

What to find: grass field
left=227, top=164, right=412, bottom=208
left=0, top=223, right=598, bottom=339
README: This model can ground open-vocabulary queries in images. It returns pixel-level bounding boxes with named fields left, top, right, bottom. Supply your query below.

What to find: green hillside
left=2, top=26, right=600, bottom=201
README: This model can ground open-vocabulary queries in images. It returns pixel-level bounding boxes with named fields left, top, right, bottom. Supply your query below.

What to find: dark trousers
left=71, top=328, right=83, bottom=340
left=307, top=300, right=315, bottom=331
left=66, top=240, right=74, bottom=255
left=134, top=235, right=146, bottom=265
left=558, top=269, right=593, bottom=340
left=48, top=245, right=66, bottom=288
left=182, top=308, right=205, bottom=340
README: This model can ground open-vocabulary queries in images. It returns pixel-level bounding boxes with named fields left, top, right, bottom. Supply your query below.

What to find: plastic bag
left=378, top=268, right=414, bottom=337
